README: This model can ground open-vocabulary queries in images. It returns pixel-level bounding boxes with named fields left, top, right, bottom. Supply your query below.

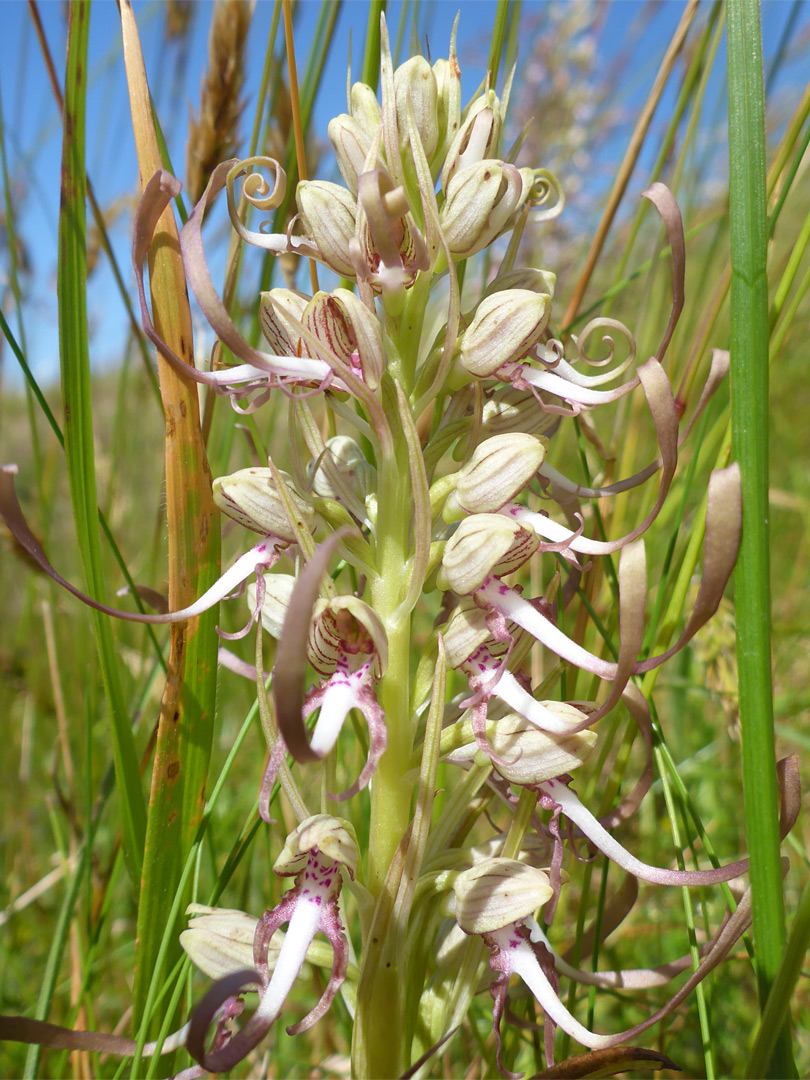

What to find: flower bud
left=481, top=387, right=561, bottom=440
left=303, top=289, right=384, bottom=388
left=438, top=514, right=538, bottom=595
left=296, top=181, right=357, bottom=277
left=442, top=601, right=492, bottom=669
left=458, top=289, right=551, bottom=378
left=328, top=113, right=379, bottom=195
left=259, top=288, right=309, bottom=355
left=213, top=467, right=314, bottom=540
left=307, top=436, right=376, bottom=504
left=273, top=814, right=359, bottom=879
left=303, top=291, right=354, bottom=364
left=440, top=160, right=524, bottom=258
left=484, top=267, right=557, bottom=301
left=309, top=595, right=388, bottom=676
left=454, top=859, right=553, bottom=935
left=394, top=56, right=439, bottom=161
left=448, top=710, right=596, bottom=787
left=337, top=288, right=386, bottom=386
left=248, top=573, right=296, bottom=638
left=350, top=81, right=383, bottom=142
left=444, top=433, right=548, bottom=521
left=441, top=92, right=502, bottom=189
left=180, top=905, right=261, bottom=981
left=432, top=55, right=461, bottom=170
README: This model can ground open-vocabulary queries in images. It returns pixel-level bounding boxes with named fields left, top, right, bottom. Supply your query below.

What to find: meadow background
left=1, top=1, right=809, bottom=1076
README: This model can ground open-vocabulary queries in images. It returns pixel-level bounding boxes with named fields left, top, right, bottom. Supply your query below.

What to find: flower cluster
left=0, top=15, right=799, bottom=1080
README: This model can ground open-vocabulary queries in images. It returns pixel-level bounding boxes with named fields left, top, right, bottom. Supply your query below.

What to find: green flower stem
left=355, top=405, right=416, bottom=1079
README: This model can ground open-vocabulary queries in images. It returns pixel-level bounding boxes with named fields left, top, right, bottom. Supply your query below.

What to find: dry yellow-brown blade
left=120, top=0, right=217, bottom=611
left=119, top=0, right=220, bottom=1028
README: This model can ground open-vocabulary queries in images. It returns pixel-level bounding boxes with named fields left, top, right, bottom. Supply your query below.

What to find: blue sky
left=1, top=1, right=808, bottom=388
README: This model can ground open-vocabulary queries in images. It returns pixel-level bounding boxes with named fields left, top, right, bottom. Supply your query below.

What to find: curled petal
left=642, top=183, right=685, bottom=365
left=132, top=171, right=324, bottom=398
left=544, top=319, right=636, bottom=387
left=186, top=969, right=265, bottom=1074
left=180, top=162, right=334, bottom=383
left=510, top=357, right=679, bottom=557
left=274, top=531, right=355, bottom=763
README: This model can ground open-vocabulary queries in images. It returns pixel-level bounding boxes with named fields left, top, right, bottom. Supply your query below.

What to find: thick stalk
left=353, top=395, right=416, bottom=1079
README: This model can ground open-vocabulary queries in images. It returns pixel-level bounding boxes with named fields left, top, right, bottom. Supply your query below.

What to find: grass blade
left=58, top=0, right=146, bottom=890
left=727, top=2, right=794, bottom=1075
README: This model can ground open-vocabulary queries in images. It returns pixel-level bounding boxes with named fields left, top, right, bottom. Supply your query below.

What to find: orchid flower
left=181, top=816, right=356, bottom=1074
left=452, top=858, right=760, bottom=1077
left=258, top=592, right=389, bottom=805
left=0, top=464, right=315, bottom=636
left=442, top=600, right=594, bottom=741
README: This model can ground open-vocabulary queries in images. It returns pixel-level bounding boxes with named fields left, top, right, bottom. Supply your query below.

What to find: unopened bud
left=180, top=905, right=261, bottom=981
left=432, top=56, right=461, bottom=170
left=304, top=289, right=384, bottom=388
left=394, top=56, right=439, bottom=161
left=297, top=181, right=357, bottom=277
left=304, top=292, right=354, bottom=365
left=328, top=113, right=379, bottom=195
left=273, top=814, right=359, bottom=879
left=350, top=82, right=383, bottom=142
left=213, top=467, right=314, bottom=540
left=459, top=289, right=551, bottom=378
left=441, top=92, right=502, bottom=189
left=454, top=859, right=552, bottom=935
left=259, top=288, right=309, bottom=355
left=484, top=267, right=557, bottom=301
left=308, top=436, right=376, bottom=504
left=440, top=160, right=523, bottom=258
left=444, top=433, right=548, bottom=521
left=438, top=514, right=538, bottom=595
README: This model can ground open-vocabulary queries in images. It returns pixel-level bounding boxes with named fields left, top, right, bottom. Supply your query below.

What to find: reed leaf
left=57, top=0, right=146, bottom=888
left=727, top=2, right=794, bottom=1075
